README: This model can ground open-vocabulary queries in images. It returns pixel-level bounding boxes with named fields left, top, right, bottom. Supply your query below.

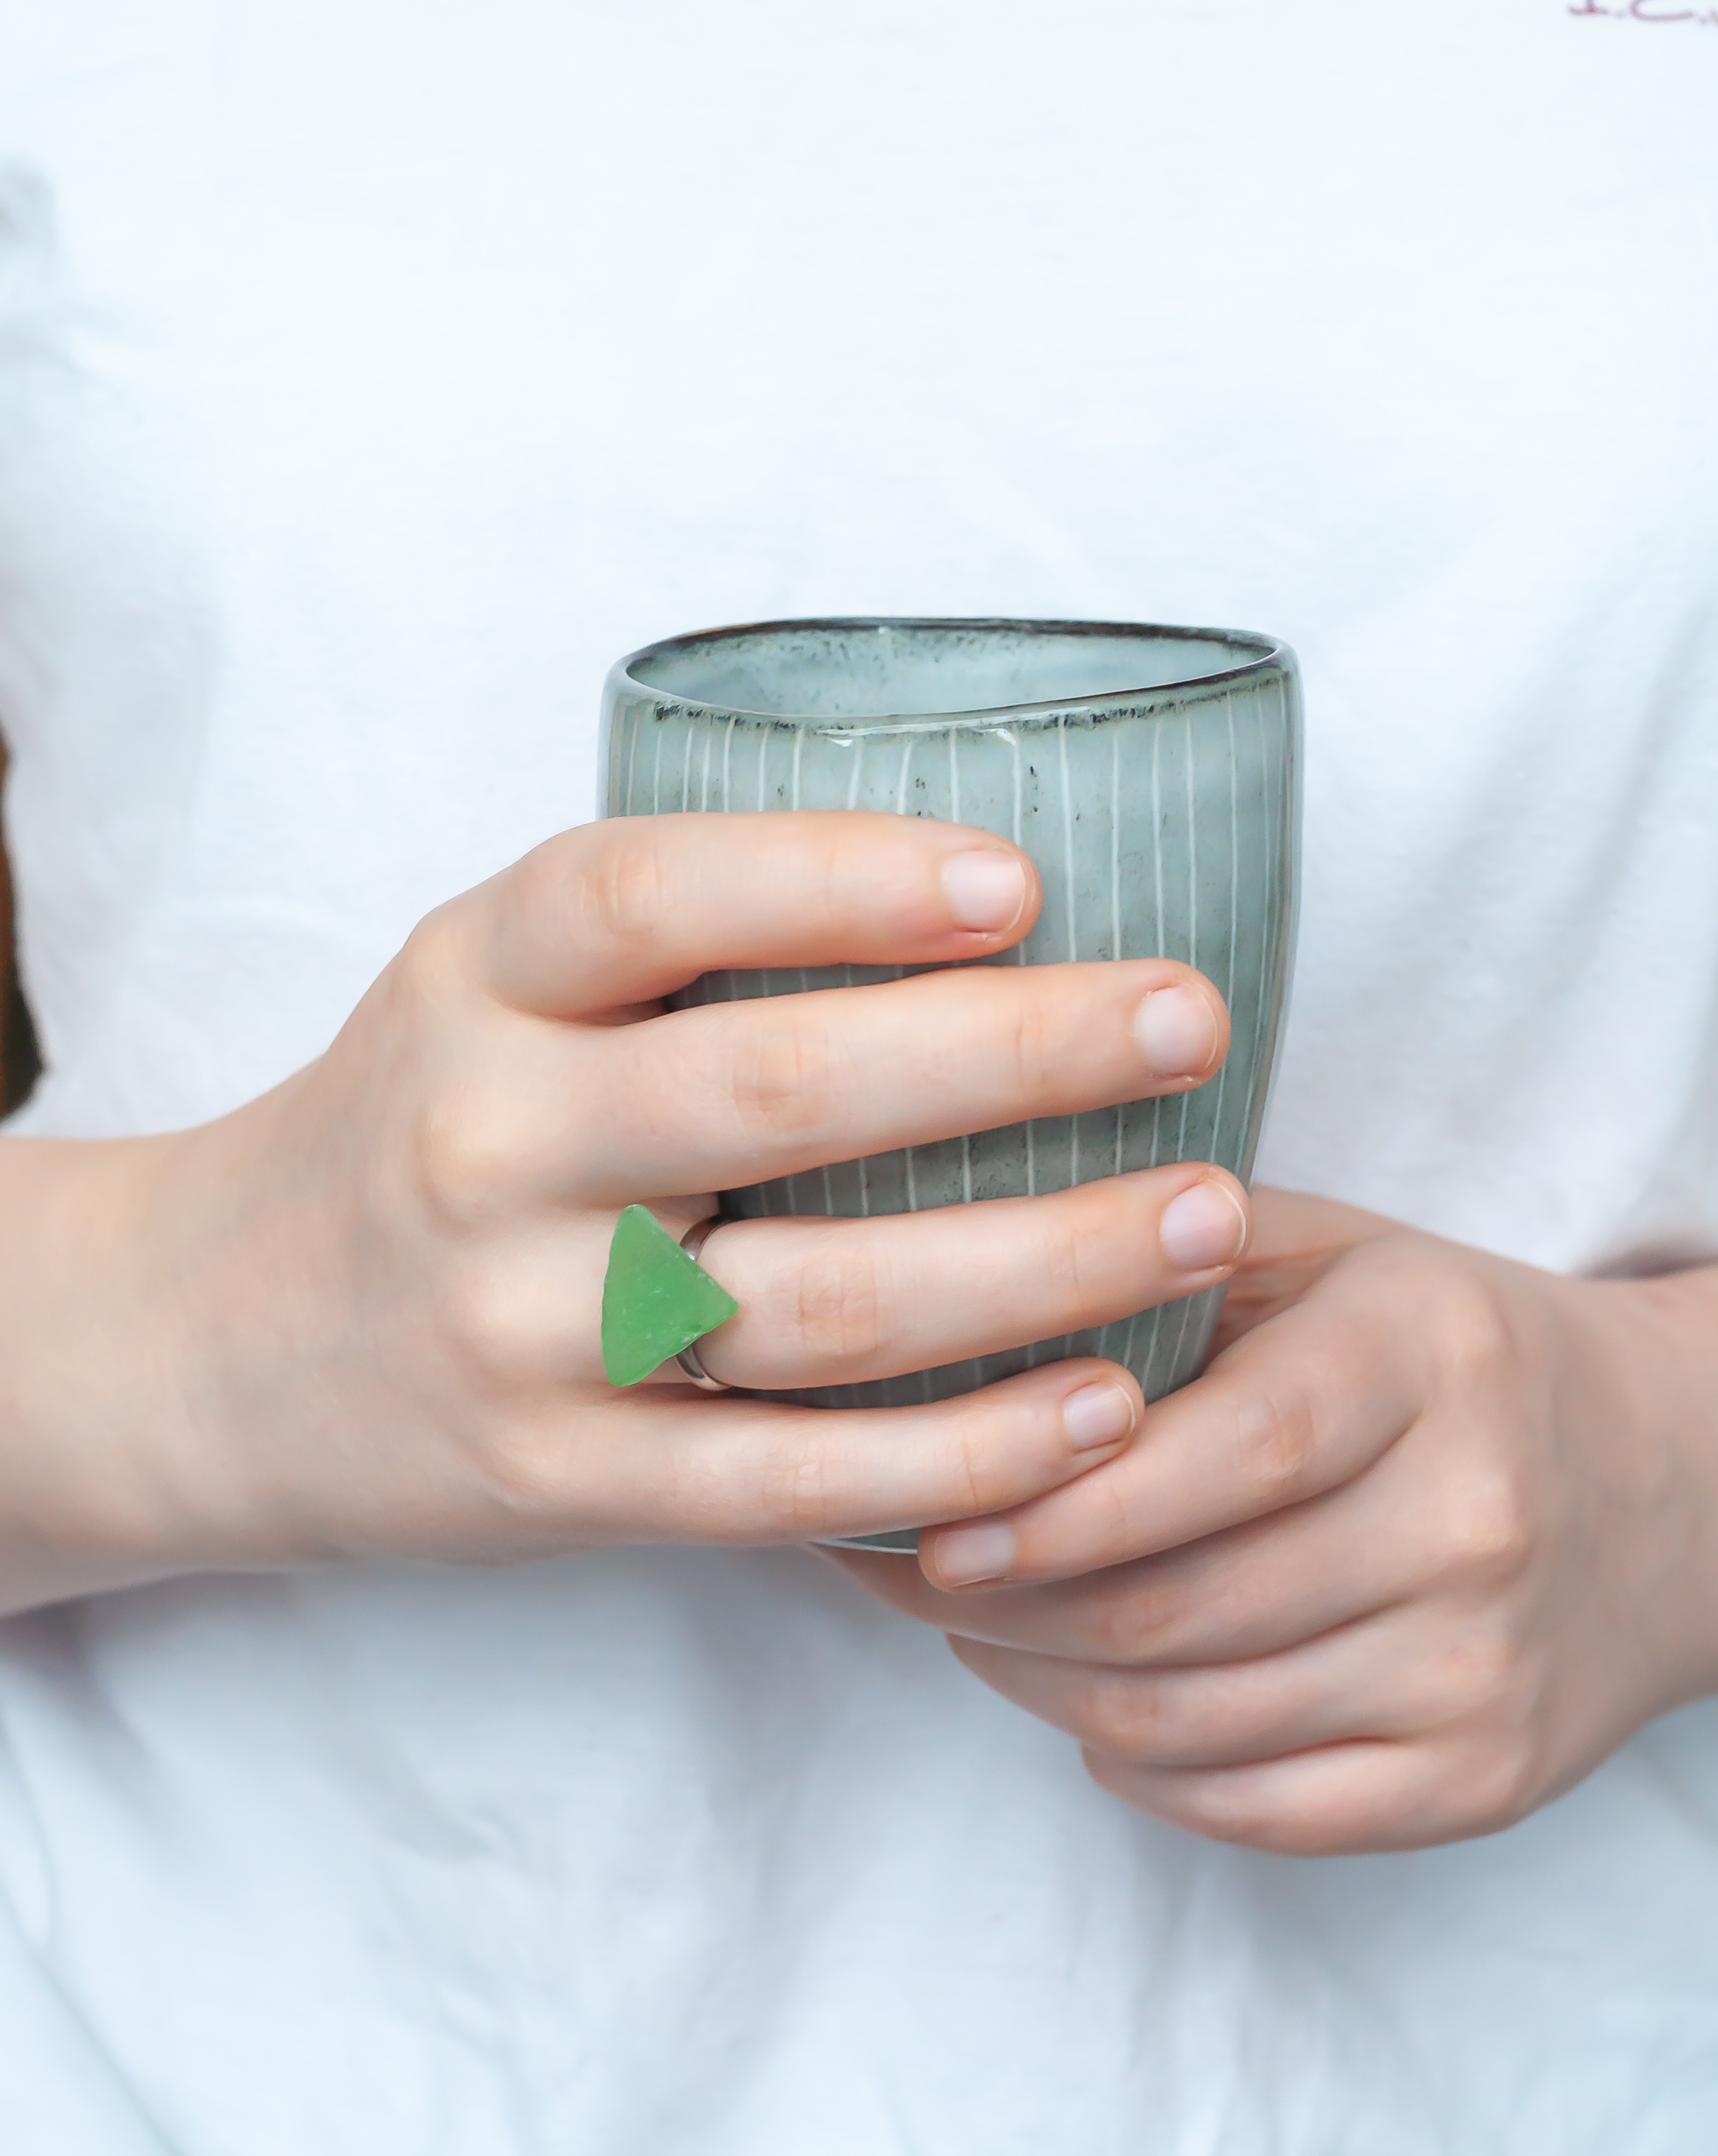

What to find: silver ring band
left=675, top=1217, right=732, bottom=1391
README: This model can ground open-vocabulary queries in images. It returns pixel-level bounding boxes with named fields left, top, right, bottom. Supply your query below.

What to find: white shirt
left=1, top=2, right=1716, bottom=2148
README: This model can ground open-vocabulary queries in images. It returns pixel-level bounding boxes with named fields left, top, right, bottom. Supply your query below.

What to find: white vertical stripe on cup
left=1059, top=713, right=1079, bottom=966
left=1060, top=712, right=1080, bottom=1200
left=791, top=728, right=808, bottom=1002
left=895, top=731, right=919, bottom=1214
left=842, top=731, right=866, bottom=995
left=623, top=703, right=641, bottom=813
left=1057, top=711, right=1079, bottom=1357
left=1164, top=709, right=1203, bottom=1381
left=1006, top=725, right=1029, bottom=1241
left=1202, top=691, right=1238, bottom=1169
left=1121, top=715, right=1167, bottom=1380
left=949, top=726, right=974, bottom=1206
left=1111, top=720, right=1124, bottom=1178
left=753, top=723, right=771, bottom=1004
left=1235, top=681, right=1273, bottom=1166
left=787, top=726, right=808, bottom=1214
left=1004, top=729, right=1036, bottom=1209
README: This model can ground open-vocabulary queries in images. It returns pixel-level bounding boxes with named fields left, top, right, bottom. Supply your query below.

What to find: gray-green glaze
left=602, top=619, right=1301, bottom=1552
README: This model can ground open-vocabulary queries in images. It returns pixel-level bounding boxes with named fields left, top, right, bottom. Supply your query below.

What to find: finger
left=489, top=1358, right=1144, bottom=1546
left=1207, top=1184, right=1395, bottom=1352
left=825, top=1435, right=1445, bottom=1667
left=694, top=1167, right=1248, bottom=1387
left=916, top=1282, right=1424, bottom=1590
left=448, top=1169, right=1246, bottom=1391
left=575, top=956, right=1229, bottom=1200
left=461, top=813, right=1044, bottom=1016
left=946, top=1603, right=1468, bottom=1772
left=1239, top=1185, right=1393, bottom=1266
left=1084, top=1739, right=1501, bottom=1856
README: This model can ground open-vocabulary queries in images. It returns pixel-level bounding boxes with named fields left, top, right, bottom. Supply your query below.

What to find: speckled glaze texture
left=602, top=620, right=1300, bottom=1550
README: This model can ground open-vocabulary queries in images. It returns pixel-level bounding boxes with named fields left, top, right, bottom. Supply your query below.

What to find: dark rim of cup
left=616, top=616, right=1290, bottom=724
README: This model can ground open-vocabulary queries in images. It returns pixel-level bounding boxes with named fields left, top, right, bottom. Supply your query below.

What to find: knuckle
left=1448, top=1737, right=1542, bottom=1837
left=756, top=1435, right=836, bottom=1540
left=1434, top=1625, right=1523, bottom=1724
left=724, top=1016, right=843, bottom=1144
left=1039, top=1210, right=1097, bottom=1311
left=1234, top=1383, right=1326, bottom=1508
left=437, top=1251, right=545, bottom=1386
left=383, top=930, right=533, bottom=1229
left=1084, top=1572, right=1191, bottom=1665
left=652, top=1418, right=841, bottom=1545
left=1083, top=1673, right=1174, bottom=1760
left=395, top=908, right=463, bottom=1007
left=464, top=1410, right=570, bottom=1526
left=942, top=1406, right=991, bottom=1518
left=1430, top=1268, right=1515, bottom=1385
left=1442, top=1468, right=1533, bottom=1584
left=1418, top=1632, right=1545, bottom=1833
left=1007, top=995, right=1058, bottom=1106
left=790, top=1241, right=886, bottom=1365
left=572, top=831, right=673, bottom=954
left=413, top=1094, right=522, bottom=1226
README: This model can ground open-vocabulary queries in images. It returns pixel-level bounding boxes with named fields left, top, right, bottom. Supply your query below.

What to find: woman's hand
left=829, top=1189, right=1718, bottom=1855
left=0, top=812, right=1247, bottom=1612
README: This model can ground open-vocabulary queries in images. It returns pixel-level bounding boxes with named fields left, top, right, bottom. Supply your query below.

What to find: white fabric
left=1, top=1, right=1716, bottom=2147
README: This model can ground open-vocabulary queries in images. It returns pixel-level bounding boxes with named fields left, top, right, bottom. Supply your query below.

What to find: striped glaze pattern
left=602, top=621, right=1300, bottom=1546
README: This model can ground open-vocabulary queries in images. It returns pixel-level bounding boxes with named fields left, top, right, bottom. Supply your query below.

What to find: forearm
left=0, top=1130, right=215, bottom=1615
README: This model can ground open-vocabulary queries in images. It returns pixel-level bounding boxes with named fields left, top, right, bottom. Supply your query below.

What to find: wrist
left=1587, top=1263, right=1718, bottom=1711
left=0, top=1129, right=224, bottom=1611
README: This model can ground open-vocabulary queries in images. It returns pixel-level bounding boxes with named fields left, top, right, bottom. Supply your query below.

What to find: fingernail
left=1159, top=1181, right=1249, bottom=1271
left=942, top=849, right=1028, bottom=933
left=933, top=1520, right=1016, bottom=1587
left=1062, top=1380, right=1136, bottom=1451
left=1132, top=984, right=1219, bottom=1079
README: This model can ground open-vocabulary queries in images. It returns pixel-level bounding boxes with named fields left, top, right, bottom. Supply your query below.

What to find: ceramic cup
left=601, top=618, right=1301, bottom=1550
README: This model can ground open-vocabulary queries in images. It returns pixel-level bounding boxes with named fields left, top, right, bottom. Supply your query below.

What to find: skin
left=832, top=1192, right=1718, bottom=1854
left=3, top=804, right=1716, bottom=1856
left=0, top=811, right=1244, bottom=1608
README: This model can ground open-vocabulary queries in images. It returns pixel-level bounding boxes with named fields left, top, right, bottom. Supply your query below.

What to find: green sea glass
left=601, top=1205, right=739, bottom=1387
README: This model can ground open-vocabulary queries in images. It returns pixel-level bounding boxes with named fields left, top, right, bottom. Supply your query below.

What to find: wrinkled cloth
left=1, top=2, right=1716, bottom=2148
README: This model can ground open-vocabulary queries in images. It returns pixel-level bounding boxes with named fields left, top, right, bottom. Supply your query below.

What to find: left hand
left=828, top=1189, right=1718, bottom=1855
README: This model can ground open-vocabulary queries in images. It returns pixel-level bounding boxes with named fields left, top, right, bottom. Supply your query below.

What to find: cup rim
left=615, top=615, right=1290, bottom=725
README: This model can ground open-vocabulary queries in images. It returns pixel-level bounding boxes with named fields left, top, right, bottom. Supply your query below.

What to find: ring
left=600, top=1204, right=740, bottom=1390
left=674, top=1219, right=731, bottom=1390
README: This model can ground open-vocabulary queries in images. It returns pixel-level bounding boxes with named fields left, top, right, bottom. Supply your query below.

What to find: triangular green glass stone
left=601, top=1205, right=740, bottom=1387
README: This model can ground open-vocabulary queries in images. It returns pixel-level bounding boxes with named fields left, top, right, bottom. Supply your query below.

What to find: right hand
left=0, top=813, right=1248, bottom=1601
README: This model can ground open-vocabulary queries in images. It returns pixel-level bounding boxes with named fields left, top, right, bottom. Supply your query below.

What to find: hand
left=0, top=812, right=1250, bottom=1610
left=829, top=1188, right=1718, bottom=1855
